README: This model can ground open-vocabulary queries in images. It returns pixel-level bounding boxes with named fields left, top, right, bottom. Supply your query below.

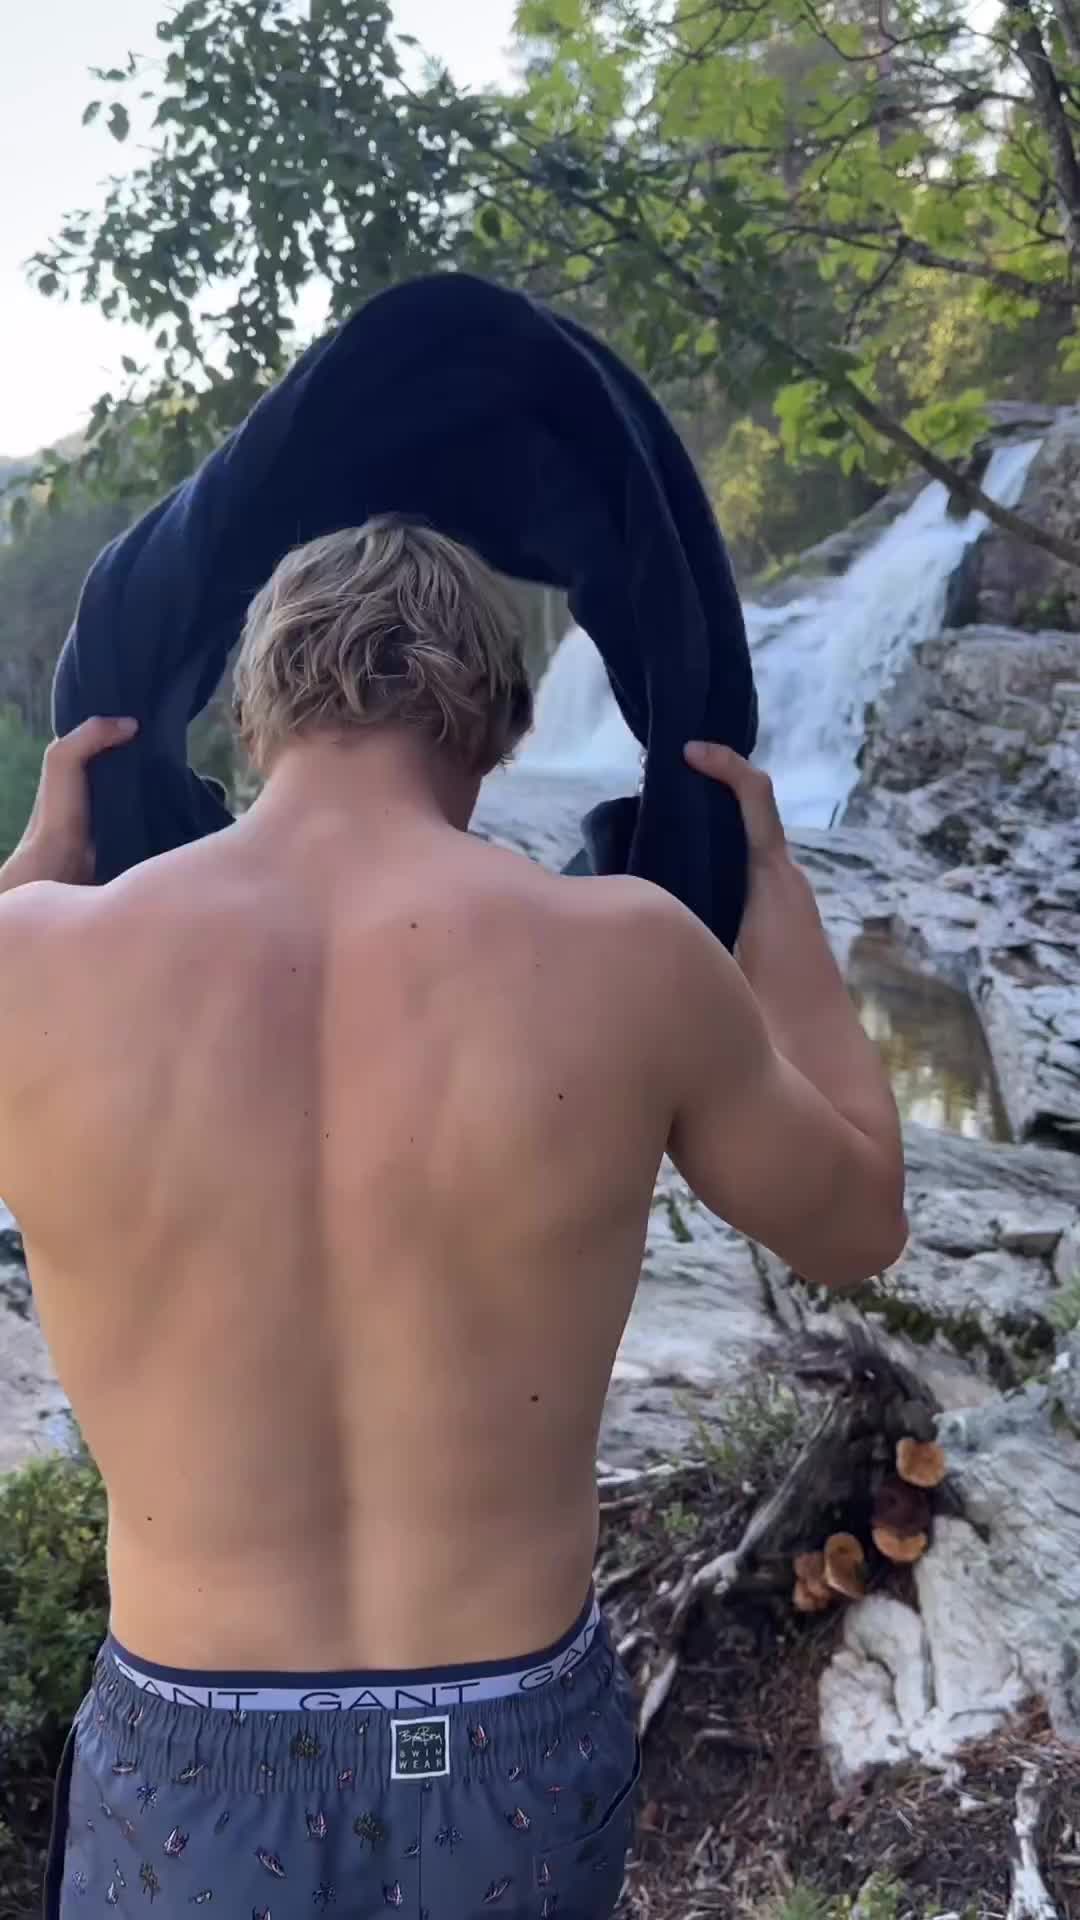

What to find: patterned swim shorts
left=44, top=1595, right=641, bottom=1919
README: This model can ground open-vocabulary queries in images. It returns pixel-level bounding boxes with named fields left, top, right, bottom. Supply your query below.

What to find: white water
left=520, top=439, right=1042, bottom=826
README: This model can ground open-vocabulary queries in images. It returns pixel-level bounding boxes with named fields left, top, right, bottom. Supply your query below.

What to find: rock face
left=959, top=408, right=1080, bottom=633
left=0, top=1236, right=68, bottom=1476
left=848, top=623, right=1080, bottom=1144
left=754, top=405, right=1061, bottom=615
left=767, top=1123, right=1080, bottom=1397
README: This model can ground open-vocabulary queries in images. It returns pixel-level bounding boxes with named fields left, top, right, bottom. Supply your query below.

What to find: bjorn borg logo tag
left=391, top=1717, right=451, bottom=1781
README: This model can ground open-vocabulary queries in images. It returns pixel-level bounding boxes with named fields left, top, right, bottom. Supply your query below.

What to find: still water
left=848, top=933, right=1009, bottom=1143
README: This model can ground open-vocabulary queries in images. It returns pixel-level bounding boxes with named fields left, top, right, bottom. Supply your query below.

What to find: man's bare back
left=8, top=528, right=909, bottom=1920
left=0, top=725, right=906, bottom=1683
left=1, top=804, right=671, bottom=1670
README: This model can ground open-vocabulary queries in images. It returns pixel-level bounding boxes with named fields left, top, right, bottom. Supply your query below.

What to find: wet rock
left=1051, top=1333, right=1080, bottom=1434
left=0, top=1251, right=69, bottom=1477
left=761, top=1126, right=1080, bottom=1388
left=848, top=624, right=1080, bottom=1142
left=0, top=1199, right=22, bottom=1265
left=964, top=408, right=1080, bottom=634
left=474, top=763, right=631, bottom=873
left=602, top=1161, right=787, bottom=1465
left=980, top=402, right=1061, bottom=439
left=935, top=1391, right=1080, bottom=1746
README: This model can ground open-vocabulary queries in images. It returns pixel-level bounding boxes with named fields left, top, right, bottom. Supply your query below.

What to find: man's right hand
left=683, top=741, right=789, bottom=872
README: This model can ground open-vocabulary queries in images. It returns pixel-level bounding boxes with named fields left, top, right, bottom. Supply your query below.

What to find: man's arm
left=661, top=744, right=907, bottom=1292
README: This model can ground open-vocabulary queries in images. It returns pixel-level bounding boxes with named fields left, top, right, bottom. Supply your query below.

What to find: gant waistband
left=105, top=1592, right=602, bottom=1712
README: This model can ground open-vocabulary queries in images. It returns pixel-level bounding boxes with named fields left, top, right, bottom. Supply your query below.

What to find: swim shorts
left=43, top=1593, right=640, bottom=1919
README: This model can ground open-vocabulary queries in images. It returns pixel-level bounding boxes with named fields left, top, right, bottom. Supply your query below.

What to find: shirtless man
left=0, top=519, right=906, bottom=1920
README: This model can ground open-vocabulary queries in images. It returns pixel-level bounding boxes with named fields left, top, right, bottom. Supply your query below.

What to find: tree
left=0, top=495, right=133, bottom=734
left=0, top=708, right=48, bottom=863
left=26, top=0, right=1080, bottom=568
left=468, top=0, right=1080, bottom=564
left=28, top=0, right=479, bottom=499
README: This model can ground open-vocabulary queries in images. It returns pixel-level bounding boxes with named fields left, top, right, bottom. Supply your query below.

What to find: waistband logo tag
left=391, top=1716, right=451, bottom=1781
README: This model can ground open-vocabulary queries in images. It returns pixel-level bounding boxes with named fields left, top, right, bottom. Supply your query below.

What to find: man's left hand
left=0, top=717, right=138, bottom=893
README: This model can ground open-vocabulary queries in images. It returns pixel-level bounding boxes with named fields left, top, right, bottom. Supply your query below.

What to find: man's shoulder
left=506, top=868, right=707, bottom=999
left=550, top=870, right=701, bottom=944
left=0, top=882, right=101, bottom=1042
left=0, top=879, right=95, bottom=946
left=0, top=860, right=189, bottom=991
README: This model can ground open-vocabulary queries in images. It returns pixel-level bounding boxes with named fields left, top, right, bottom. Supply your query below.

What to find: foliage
left=0, top=1453, right=108, bottom=1764
left=772, top=1890, right=833, bottom=1920
left=660, top=1497, right=703, bottom=1542
left=0, top=495, right=132, bottom=736
left=705, top=419, right=877, bottom=575
left=682, top=1374, right=810, bottom=1491
left=22, top=0, right=1080, bottom=559
left=28, top=0, right=483, bottom=500
left=475, top=0, right=1080, bottom=521
left=767, top=1877, right=925, bottom=1920
left=1049, top=1273, right=1080, bottom=1333
left=0, top=1451, right=107, bottom=1920
left=0, top=711, right=48, bottom=865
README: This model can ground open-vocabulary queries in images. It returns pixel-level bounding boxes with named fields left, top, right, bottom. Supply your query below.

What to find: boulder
left=0, top=1247, right=69, bottom=1476
left=848, top=624, right=1080, bottom=1142
left=959, top=409, right=1080, bottom=634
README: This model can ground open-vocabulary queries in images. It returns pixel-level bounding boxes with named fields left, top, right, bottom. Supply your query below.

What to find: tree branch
left=664, top=250, right=1080, bottom=566
left=1054, top=0, right=1080, bottom=70
left=489, top=143, right=1080, bottom=570
left=766, top=219, right=1080, bottom=308
left=1007, top=0, right=1080, bottom=266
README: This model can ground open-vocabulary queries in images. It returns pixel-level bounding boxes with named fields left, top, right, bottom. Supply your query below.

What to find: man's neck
left=244, top=729, right=482, bottom=844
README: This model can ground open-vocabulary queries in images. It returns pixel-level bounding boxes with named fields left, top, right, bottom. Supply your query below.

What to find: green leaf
left=37, top=273, right=59, bottom=297
left=479, top=204, right=502, bottom=239
left=121, top=355, right=138, bottom=375
left=107, top=103, right=130, bottom=143
left=904, top=389, right=989, bottom=459
left=82, top=100, right=102, bottom=126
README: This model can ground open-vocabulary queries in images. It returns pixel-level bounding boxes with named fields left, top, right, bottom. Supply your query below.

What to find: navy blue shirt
left=53, top=274, right=756, bottom=948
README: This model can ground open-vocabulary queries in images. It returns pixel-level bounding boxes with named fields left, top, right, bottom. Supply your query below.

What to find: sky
left=0, top=0, right=518, bottom=458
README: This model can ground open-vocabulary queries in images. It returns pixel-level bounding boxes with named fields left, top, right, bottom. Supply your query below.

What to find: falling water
left=520, top=438, right=1042, bottom=827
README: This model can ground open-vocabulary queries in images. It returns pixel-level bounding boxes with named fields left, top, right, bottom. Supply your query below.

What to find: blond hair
left=232, top=518, right=534, bottom=775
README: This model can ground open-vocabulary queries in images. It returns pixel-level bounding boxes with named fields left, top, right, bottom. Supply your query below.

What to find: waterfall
left=518, top=624, right=645, bottom=781
left=519, top=438, right=1042, bottom=826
